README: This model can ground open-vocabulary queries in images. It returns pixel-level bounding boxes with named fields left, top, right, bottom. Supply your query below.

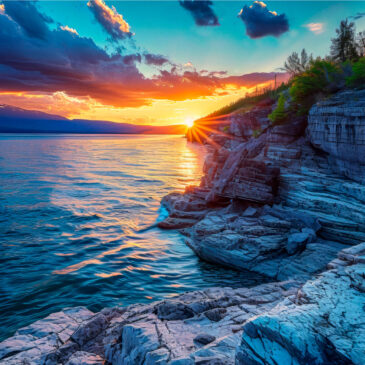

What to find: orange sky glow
left=0, top=81, right=277, bottom=126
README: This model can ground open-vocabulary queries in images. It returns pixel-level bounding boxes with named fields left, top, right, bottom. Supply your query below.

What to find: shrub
left=268, top=93, right=287, bottom=124
left=346, top=57, right=365, bottom=87
left=289, top=59, right=342, bottom=114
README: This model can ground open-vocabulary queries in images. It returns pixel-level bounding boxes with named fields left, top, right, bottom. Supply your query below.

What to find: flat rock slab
left=0, top=282, right=299, bottom=364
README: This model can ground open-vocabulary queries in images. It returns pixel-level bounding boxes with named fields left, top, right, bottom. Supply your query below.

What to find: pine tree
left=330, top=20, right=359, bottom=62
left=282, top=49, right=312, bottom=77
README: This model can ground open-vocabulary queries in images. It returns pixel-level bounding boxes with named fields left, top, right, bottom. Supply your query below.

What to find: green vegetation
left=289, top=60, right=342, bottom=114
left=346, top=58, right=365, bottom=87
left=203, top=82, right=288, bottom=120
left=268, top=93, right=288, bottom=124
left=194, top=19, right=364, bottom=128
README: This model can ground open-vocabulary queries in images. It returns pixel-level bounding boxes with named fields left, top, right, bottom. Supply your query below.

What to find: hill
left=0, top=105, right=186, bottom=134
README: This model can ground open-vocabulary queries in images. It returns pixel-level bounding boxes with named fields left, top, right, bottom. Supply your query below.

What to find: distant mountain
left=0, top=105, right=186, bottom=134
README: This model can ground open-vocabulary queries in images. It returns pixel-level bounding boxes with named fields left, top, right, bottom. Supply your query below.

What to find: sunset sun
left=185, top=117, right=195, bottom=128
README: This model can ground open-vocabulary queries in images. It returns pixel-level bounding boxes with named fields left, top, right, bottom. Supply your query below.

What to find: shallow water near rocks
left=0, top=134, right=265, bottom=340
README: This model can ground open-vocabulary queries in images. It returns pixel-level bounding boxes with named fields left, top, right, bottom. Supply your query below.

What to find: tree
left=356, top=31, right=365, bottom=57
left=289, top=59, right=341, bottom=114
left=282, top=49, right=313, bottom=77
left=330, top=20, right=359, bottom=62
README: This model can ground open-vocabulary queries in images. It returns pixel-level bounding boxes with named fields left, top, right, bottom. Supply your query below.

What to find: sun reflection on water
left=0, top=134, right=265, bottom=341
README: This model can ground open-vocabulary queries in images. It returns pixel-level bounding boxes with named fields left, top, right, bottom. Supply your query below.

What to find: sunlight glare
left=185, top=117, right=195, bottom=128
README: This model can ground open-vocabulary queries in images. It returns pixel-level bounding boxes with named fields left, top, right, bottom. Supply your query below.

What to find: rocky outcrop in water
left=160, top=89, right=365, bottom=272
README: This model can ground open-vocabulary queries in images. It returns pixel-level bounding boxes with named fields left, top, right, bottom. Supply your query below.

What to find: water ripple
left=0, top=134, right=267, bottom=341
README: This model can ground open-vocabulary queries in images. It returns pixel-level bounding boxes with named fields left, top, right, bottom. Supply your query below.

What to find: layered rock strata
left=1, top=243, right=363, bottom=364
left=0, top=281, right=300, bottom=364
left=236, top=242, right=365, bottom=365
left=1, top=90, right=365, bottom=364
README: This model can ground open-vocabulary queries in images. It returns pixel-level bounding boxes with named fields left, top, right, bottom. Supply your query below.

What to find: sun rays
left=186, top=114, right=235, bottom=150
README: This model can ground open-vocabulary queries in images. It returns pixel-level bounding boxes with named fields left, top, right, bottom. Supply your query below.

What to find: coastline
left=1, top=89, right=365, bottom=364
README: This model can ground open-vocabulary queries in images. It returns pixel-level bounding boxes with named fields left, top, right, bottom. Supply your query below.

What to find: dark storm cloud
left=179, top=0, right=219, bottom=26
left=238, top=1, right=289, bottom=39
left=3, top=0, right=52, bottom=39
left=87, top=0, right=133, bottom=41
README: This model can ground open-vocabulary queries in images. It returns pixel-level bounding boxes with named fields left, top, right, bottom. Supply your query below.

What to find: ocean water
left=0, top=134, right=263, bottom=340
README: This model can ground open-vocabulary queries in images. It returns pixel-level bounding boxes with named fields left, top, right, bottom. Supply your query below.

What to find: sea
left=0, top=134, right=263, bottom=340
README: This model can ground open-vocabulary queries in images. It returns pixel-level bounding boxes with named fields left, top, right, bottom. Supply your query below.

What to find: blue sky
left=0, top=1, right=364, bottom=125
left=39, top=1, right=365, bottom=73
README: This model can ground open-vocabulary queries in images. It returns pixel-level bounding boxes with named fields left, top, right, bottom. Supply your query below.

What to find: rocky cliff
left=1, top=89, right=364, bottom=364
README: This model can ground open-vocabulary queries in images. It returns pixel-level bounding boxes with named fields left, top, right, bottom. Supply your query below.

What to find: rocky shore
left=1, top=89, right=364, bottom=364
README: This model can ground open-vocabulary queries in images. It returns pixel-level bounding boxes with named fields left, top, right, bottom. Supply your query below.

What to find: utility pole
left=274, top=73, right=277, bottom=90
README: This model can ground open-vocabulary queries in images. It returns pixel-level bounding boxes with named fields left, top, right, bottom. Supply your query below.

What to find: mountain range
left=0, top=105, right=187, bottom=134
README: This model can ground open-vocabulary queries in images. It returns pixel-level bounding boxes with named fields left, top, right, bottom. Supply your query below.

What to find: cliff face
left=159, top=90, right=365, bottom=282
left=1, top=90, right=364, bottom=364
left=308, top=90, right=365, bottom=184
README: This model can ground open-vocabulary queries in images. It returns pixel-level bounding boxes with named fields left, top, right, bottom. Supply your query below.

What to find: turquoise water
left=0, top=134, right=262, bottom=340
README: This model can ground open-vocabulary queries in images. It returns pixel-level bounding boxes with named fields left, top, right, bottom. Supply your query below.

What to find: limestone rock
left=308, top=89, right=365, bottom=184
left=0, top=282, right=299, bottom=364
left=236, top=245, right=365, bottom=364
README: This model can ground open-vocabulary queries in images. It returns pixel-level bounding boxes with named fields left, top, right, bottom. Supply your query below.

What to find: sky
left=0, top=0, right=364, bottom=126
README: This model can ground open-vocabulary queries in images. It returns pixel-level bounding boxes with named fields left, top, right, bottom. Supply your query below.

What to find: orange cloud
left=60, top=25, right=78, bottom=35
left=305, top=23, right=324, bottom=35
left=87, top=0, right=132, bottom=40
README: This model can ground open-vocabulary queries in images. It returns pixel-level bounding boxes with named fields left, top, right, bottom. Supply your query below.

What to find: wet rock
left=71, top=313, right=108, bottom=347
left=193, top=334, right=216, bottom=346
left=158, top=216, right=198, bottom=229
left=204, top=308, right=227, bottom=322
left=155, top=301, right=195, bottom=320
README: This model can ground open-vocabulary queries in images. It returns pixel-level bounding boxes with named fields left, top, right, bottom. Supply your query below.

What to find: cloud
left=87, top=0, right=132, bottom=41
left=350, top=12, right=365, bottom=20
left=179, top=0, right=219, bottom=26
left=0, top=1, right=286, bottom=109
left=304, top=22, right=324, bottom=35
left=60, top=25, right=79, bottom=35
left=144, top=53, right=170, bottom=66
left=238, top=1, right=289, bottom=39
left=122, top=53, right=142, bottom=65
left=3, top=0, right=52, bottom=39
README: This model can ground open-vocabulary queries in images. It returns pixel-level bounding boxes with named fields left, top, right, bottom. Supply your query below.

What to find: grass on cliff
left=199, top=82, right=289, bottom=121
